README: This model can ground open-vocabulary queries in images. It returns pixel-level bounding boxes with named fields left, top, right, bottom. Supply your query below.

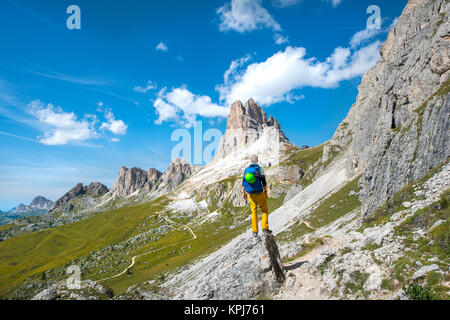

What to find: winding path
left=98, top=216, right=197, bottom=282
left=300, top=221, right=316, bottom=230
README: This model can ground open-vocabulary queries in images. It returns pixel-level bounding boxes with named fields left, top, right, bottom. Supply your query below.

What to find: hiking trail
left=97, top=215, right=197, bottom=282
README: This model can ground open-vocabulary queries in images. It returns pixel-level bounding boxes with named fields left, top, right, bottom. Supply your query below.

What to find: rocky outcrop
left=32, top=280, right=111, bottom=300
left=110, top=167, right=153, bottom=197
left=50, top=182, right=109, bottom=212
left=213, top=98, right=290, bottom=161
left=159, top=158, right=199, bottom=192
left=30, top=196, right=53, bottom=210
left=165, top=233, right=285, bottom=300
left=326, top=0, right=450, bottom=216
left=51, top=183, right=85, bottom=211
left=148, top=168, right=163, bottom=186
left=84, top=182, right=109, bottom=197
left=109, top=158, right=197, bottom=198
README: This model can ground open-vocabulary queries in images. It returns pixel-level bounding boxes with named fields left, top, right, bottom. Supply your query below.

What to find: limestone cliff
left=325, top=0, right=450, bottom=216
left=213, top=98, right=290, bottom=162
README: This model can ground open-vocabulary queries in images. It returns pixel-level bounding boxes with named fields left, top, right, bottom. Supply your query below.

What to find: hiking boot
left=253, top=232, right=258, bottom=238
left=263, top=229, right=272, bottom=235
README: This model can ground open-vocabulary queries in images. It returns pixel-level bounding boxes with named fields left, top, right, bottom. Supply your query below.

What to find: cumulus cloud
left=133, top=81, right=157, bottom=93
left=27, top=101, right=128, bottom=145
left=153, top=87, right=229, bottom=127
left=27, top=101, right=98, bottom=146
left=100, top=109, right=128, bottom=135
left=218, top=41, right=381, bottom=106
left=156, top=42, right=168, bottom=52
left=150, top=18, right=386, bottom=123
left=217, top=0, right=281, bottom=33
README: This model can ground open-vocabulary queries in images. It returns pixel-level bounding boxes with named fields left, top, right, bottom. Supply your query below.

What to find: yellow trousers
left=248, top=192, right=269, bottom=232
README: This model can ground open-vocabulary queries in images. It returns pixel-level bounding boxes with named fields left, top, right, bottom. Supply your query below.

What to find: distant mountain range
left=0, top=196, right=53, bottom=226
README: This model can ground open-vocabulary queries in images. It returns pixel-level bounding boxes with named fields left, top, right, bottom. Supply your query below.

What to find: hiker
left=242, top=154, right=272, bottom=237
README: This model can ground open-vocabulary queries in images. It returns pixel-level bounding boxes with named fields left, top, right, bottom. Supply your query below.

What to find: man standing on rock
left=243, top=154, right=272, bottom=237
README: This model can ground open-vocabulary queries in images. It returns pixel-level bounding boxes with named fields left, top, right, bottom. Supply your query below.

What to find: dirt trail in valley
left=98, top=216, right=197, bottom=282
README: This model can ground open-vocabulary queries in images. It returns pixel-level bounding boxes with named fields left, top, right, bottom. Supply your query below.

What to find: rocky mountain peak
left=109, top=159, right=197, bottom=198
left=213, top=98, right=290, bottom=161
left=226, top=98, right=269, bottom=131
left=159, top=158, right=199, bottom=191
left=85, top=182, right=109, bottom=197
left=30, top=196, right=53, bottom=210
left=148, top=168, right=163, bottom=182
left=110, top=167, right=150, bottom=197
left=50, top=182, right=109, bottom=212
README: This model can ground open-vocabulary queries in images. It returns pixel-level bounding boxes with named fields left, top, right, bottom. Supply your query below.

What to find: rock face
left=84, top=182, right=109, bottom=197
left=30, top=196, right=53, bottom=210
left=50, top=182, right=109, bottom=212
left=159, top=158, right=198, bottom=192
left=32, top=280, right=110, bottom=300
left=213, top=98, right=290, bottom=161
left=110, top=167, right=154, bottom=197
left=326, top=0, right=450, bottom=216
left=109, top=158, right=197, bottom=197
left=8, top=196, right=53, bottom=214
left=164, top=233, right=285, bottom=300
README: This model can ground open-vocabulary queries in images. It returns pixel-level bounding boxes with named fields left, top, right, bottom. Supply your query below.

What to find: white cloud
left=100, top=109, right=128, bottom=135
left=324, top=0, right=343, bottom=8
left=27, top=101, right=98, bottom=146
left=151, top=18, right=384, bottom=123
left=133, top=81, right=157, bottom=93
left=27, top=101, right=128, bottom=145
left=274, top=33, right=289, bottom=45
left=218, top=41, right=381, bottom=106
left=350, top=28, right=382, bottom=49
left=217, top=0, right=281, bottom=33
left=223, top=54, right=252, bottom=84
left=153, top=87, right=230, bottom=127
left=156, top=42, right=168, bottom=52
left=350, top=17, right=399, bottom=49
left=111, top=137, right=120, bottom=142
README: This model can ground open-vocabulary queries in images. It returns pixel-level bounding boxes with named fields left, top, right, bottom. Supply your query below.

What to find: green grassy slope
left=0, top=188, right=288, bottom=298
left=0, top=196, right=170, bottom=296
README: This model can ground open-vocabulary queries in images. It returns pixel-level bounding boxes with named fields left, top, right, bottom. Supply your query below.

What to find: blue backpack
left=243, top=165, right=264, bottom=194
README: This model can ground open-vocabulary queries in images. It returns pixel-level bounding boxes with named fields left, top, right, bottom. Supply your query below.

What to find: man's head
left=250, top=154, right=258, bottom=164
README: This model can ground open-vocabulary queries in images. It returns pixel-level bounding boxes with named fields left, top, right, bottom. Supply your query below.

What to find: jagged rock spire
left=213, top=98, right=289, bottom=161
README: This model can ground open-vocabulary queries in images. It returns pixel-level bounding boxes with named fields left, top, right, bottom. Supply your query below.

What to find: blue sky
left=0, top=0, right=407, bottom=210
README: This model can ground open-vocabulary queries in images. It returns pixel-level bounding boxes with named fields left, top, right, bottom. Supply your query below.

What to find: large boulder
left=163, top=234, right=285, bottom=300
